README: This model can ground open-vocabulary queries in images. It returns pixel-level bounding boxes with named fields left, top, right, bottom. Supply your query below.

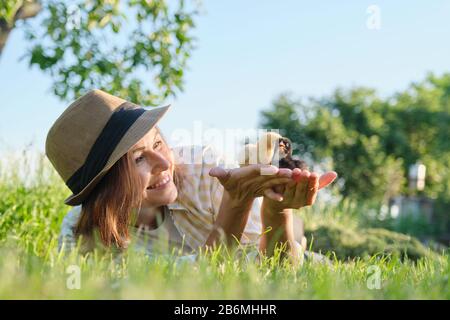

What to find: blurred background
left=1, top=1, right=449, bottom=250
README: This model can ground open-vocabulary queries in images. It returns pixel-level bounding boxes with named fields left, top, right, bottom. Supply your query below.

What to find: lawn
left=0, top=151, right=448, bottom=299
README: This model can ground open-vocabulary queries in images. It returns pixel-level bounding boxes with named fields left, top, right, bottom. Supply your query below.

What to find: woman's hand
left=259, top=168, right=337, bottom=262
left=209, top=164, right=294, bottom=205
left=206, top=164, right=294, bottom=247
left=265, top=168, right=337, bottom=212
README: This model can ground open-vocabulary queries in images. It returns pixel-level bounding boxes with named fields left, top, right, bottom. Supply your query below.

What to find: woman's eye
left=135, top=156, right=145, bottom=163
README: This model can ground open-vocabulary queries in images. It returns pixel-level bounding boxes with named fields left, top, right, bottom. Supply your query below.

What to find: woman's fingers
left=279, top=167, right=298, bottom=199
left=210, top=165, right=335, bottom=206
left=277, top=168, right=293, bottom=178
left=209, top=165, right=293, bottom=201
left=294, top=170, right=310, bottom=204
left=318, top=171, right=338, bottom=189
left=258, top=177, right=293, bottom=191
left=273, top=184, right=285, bottom=196
left=242, top=164, right=279, bottom=178
left=291, top=168, right=302, bottom=183
left=263, top=188, right=284, bottom=202
left=209, top=165, right=268, bottom=187
left=280, top=168, right=301, bottom=204
left=209, top=167, right=233, bottom=185
left=306, top=172, right=319, bottom=205
left=262, top=179, right=292, bottom=202
left=209, top=164, right=290, bottom=184
left=283, top=179, right=297, bottom=200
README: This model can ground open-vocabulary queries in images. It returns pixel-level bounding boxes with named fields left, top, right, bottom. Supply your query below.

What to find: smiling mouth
left=147, top=175, right=171, bottom=190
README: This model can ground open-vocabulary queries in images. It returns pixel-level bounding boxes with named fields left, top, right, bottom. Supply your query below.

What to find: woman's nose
left=150, top=152, right=170, bottom=175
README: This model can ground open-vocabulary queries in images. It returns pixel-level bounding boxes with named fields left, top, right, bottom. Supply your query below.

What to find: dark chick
left=277, top=137, right=308, bottom=170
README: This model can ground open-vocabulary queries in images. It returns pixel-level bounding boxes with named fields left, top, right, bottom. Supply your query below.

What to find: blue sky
left=1, top=0, right=450, bottom=153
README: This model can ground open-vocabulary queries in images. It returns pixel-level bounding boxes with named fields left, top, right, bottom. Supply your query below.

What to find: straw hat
left=45, top=89, right=171, bottom=206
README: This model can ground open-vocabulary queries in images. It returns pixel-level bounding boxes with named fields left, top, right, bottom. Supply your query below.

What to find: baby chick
left=240, top=132, right=308, bottom=170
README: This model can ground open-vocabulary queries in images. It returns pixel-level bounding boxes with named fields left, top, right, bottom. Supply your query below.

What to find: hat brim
left=64, top=104, right=171, bottom=206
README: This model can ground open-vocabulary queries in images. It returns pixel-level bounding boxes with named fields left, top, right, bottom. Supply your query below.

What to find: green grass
left=0, top=151, right=448, bottom=299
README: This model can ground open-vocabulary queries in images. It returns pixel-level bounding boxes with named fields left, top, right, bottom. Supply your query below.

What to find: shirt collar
left=167, top=201, right=186, bottom=211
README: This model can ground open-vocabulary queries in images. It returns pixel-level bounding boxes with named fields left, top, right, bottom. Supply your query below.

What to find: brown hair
left=74, top=145, right=184, bottom=252
left=74, top=151, right=141, bottom=252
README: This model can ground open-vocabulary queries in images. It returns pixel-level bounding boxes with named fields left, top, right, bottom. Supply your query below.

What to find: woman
left=48, top=89, right=337, bottom=262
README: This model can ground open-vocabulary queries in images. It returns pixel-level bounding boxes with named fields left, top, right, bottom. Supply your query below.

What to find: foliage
left=301, top=200, right=446, bottom=260
left=304, top=221, right=437, bottom=261
left=1, top=0, right=199, bottom=105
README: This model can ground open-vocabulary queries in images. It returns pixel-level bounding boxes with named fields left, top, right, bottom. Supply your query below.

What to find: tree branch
left=0, top=1, right=42, bottom=56
left=14, top=1, right=42, bottom=21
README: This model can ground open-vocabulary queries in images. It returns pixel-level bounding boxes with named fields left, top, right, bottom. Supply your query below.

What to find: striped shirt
left=58, top=144, right=263, bottom=254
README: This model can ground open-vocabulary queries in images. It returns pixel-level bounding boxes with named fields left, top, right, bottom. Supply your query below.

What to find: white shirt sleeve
left=58, top=205, right=82, bottom=251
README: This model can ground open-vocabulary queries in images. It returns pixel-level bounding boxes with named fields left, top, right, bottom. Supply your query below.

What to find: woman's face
left=131, top=127, right=178, bottom=208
